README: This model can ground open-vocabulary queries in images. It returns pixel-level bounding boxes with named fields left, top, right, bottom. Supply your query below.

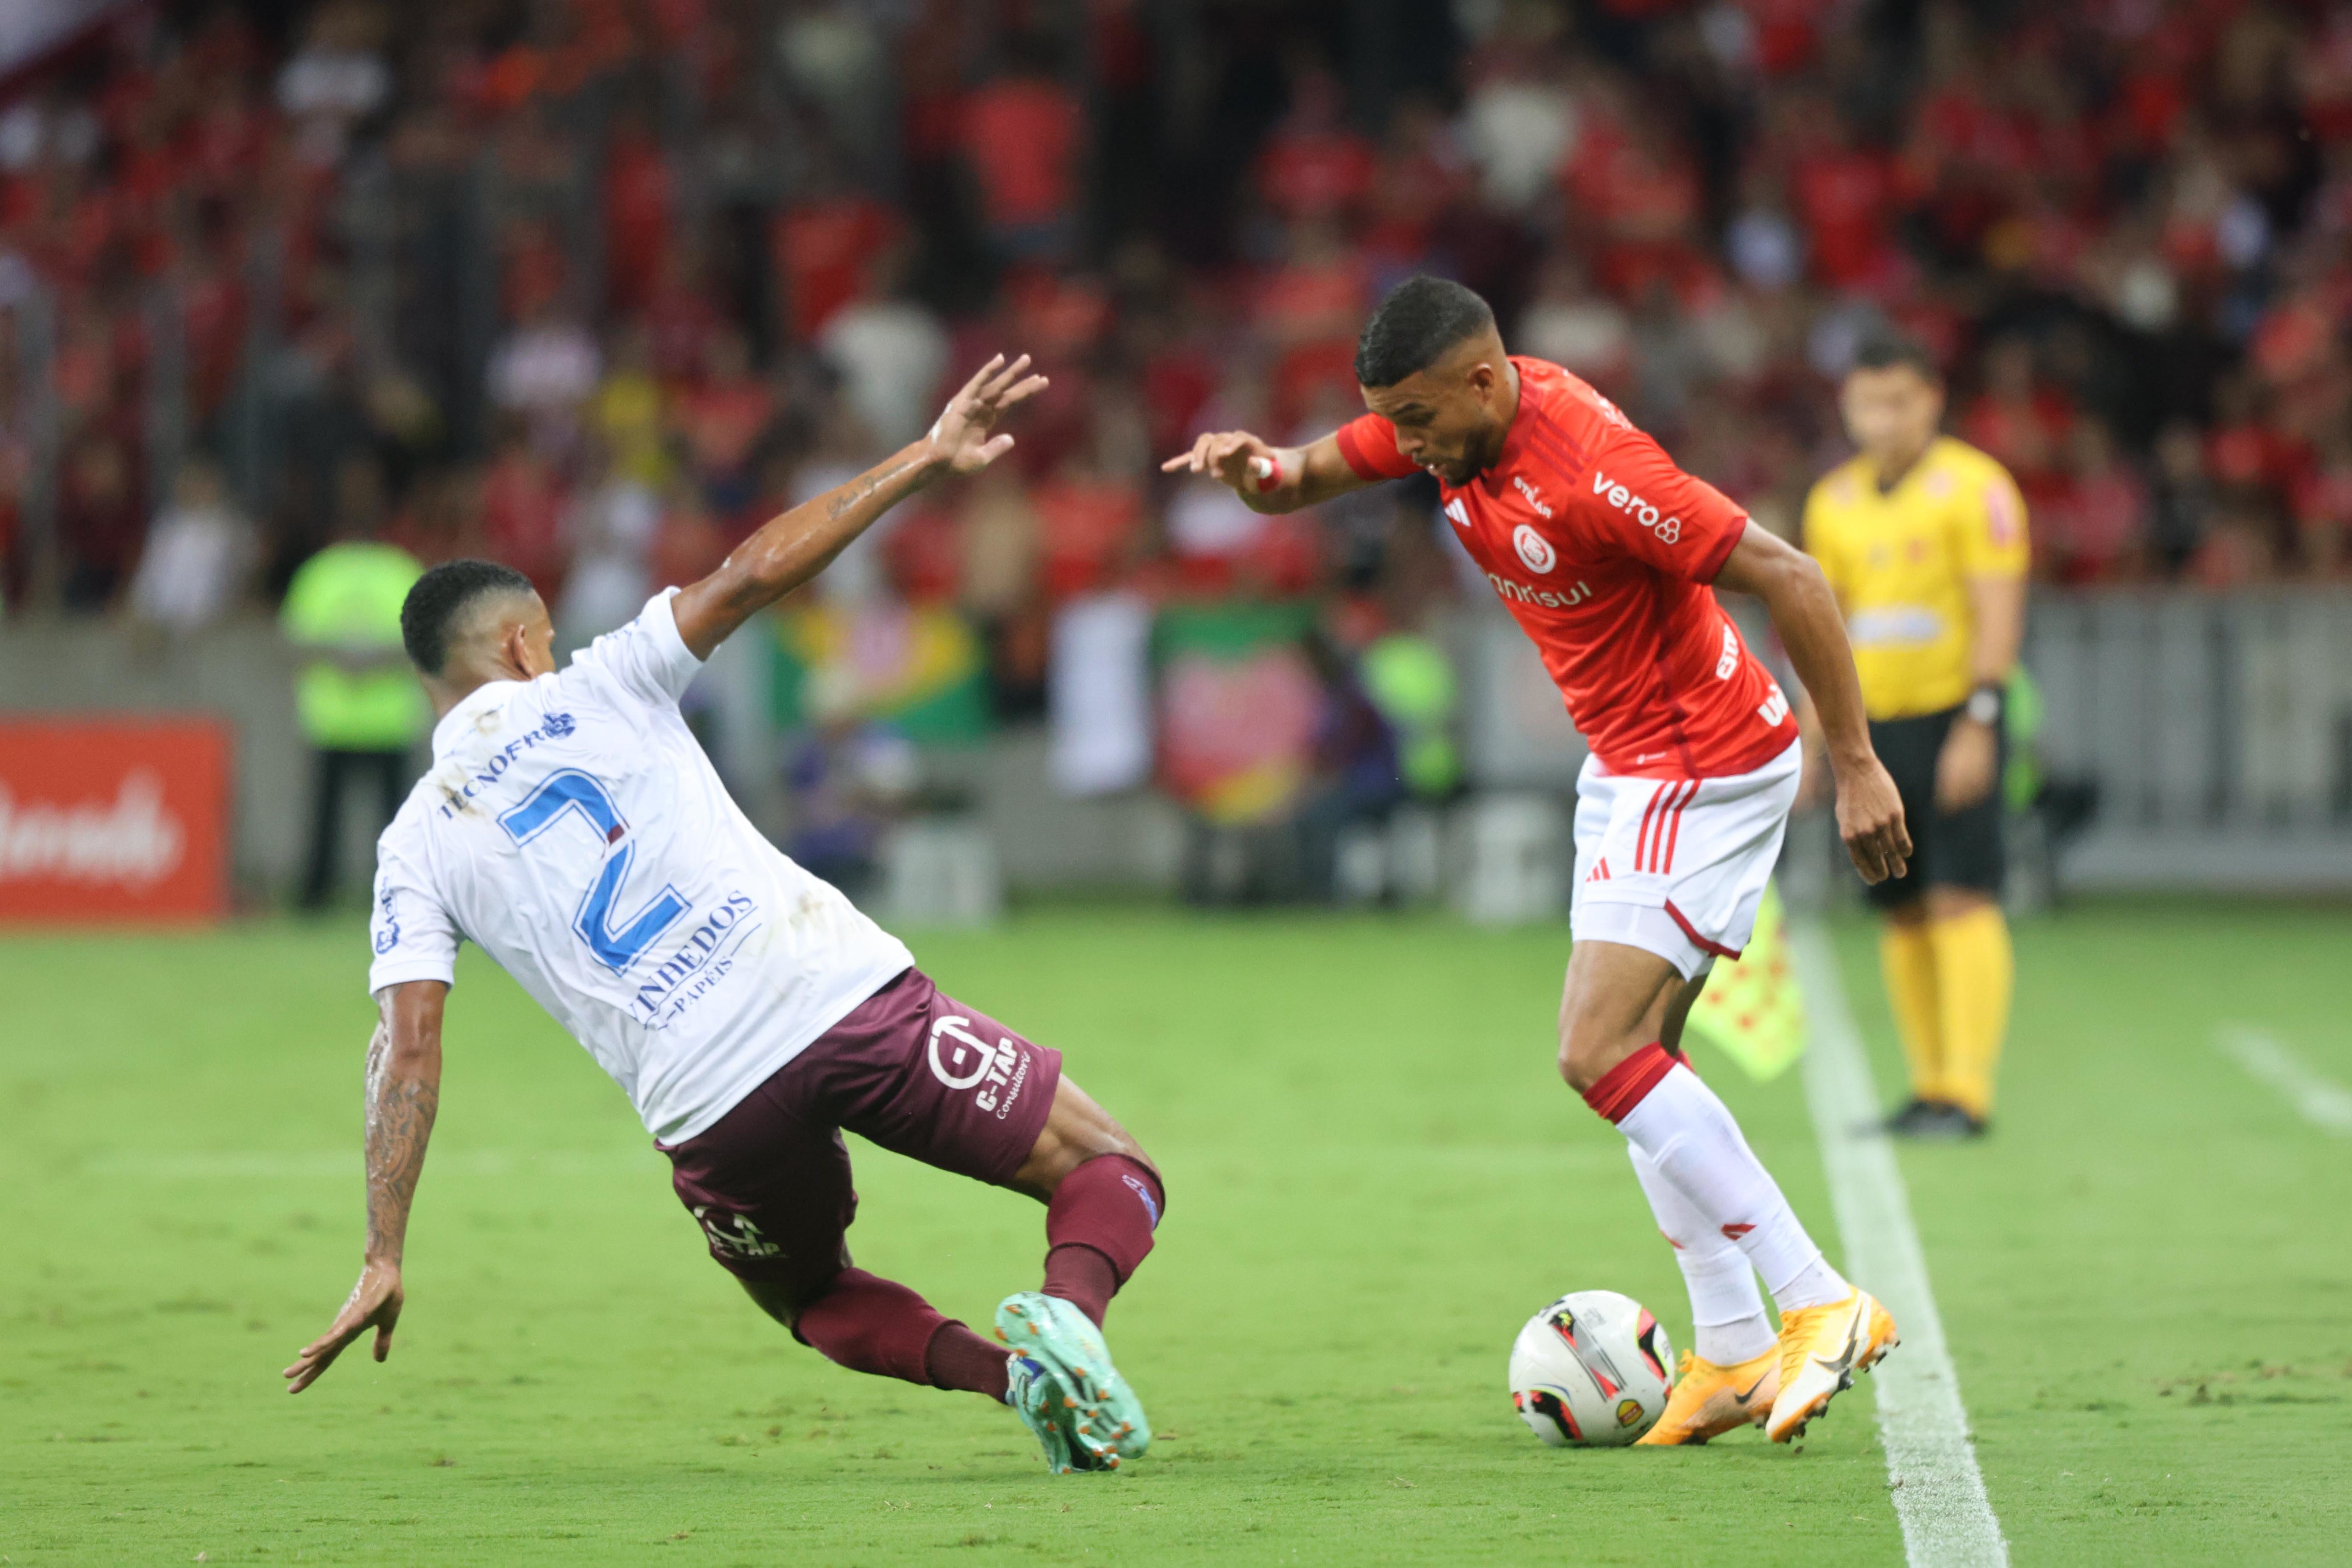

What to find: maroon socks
left=784, top=1155, right=1166, bottom=1399
left=795, top=1267, right=1009, bottom=1396
left=923, top=1321, right=1012, bottom=1401
left=1042, top=1155, right=1164, bottom=1327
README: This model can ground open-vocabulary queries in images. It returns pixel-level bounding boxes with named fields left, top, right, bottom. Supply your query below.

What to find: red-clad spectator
left=2202, top=375, right=2301, bottom=515
left=773, top=189, right=900, bottom=344
left=1739, top=0, right=1839, bottom=78
left=961, top=52, right=1084, bottom=257
left=603, top=113, right=673, bottom=318
left=1566, top=111, right=1703, bottom=299
left=1257, top=68, right=1376, bottom=225
left=1255, top=224, right=1372, bottom=431
left=1961, top=337, right=2074, bottom=504
left=881, top=498, right=963, bottom=604
left=671, top=327, right=775, bottom=508
left=500, top=216, right=570, bottom=324
left=179, top=233, right=249, bottom=429
left=183, top=79, right=274, bottom=202
left=2302, top=10, right=2352, bottom=144
left=1790, top=119, right=1898, bottom=290
left=57, top=427, right=143, bottom=609
left=1034, top=458, right=1143, bottom=600
left=480, top=420, right=571, bottom=600
left=1361, top=96, right=1469, bottom=272
left=2040, top=420, right=2148, bottom=584
left=650, top=481, right=730, bottom=591
left=2292, top=436, right=2352, bottom=576
left=895, top=0, right=971, bottom=165
left=1139, top=329, right=1217, bottom=461
left=642, top=240, right=722, bottom=385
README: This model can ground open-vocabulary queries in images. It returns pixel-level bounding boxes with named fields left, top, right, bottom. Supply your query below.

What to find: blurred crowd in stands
left=3, top=0, right=2350, bottom=642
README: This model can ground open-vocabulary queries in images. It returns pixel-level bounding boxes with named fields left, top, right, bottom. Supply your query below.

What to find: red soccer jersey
left=1335, top=357, right=1795, bottom=778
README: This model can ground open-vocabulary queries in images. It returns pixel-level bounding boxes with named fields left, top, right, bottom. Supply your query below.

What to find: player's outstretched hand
left=284, top=1259, right=403, bottom=1393
left=1837, top=753, right=1912, bottom=884
left=928, top=354, right=1050, bottom=475
left=1161, top=429, right=1279, bottom=494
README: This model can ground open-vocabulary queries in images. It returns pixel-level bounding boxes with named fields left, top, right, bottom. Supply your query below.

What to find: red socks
left=1042, top=1155, right=1163, bottom=1326
left=1581, top=1041, right=1682, bottom=1122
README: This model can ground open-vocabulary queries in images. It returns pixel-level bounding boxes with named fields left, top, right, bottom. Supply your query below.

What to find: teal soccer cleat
left=995, top=1292, right=1151, bottom=1465
left=1003, top=1351, right=1108, bottom=1473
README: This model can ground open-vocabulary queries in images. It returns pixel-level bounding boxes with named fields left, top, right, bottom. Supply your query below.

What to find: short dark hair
left=1851, top=331, right=1940, bottom=382
left=400, top=558, right=536, bottom=675
left=1354, top=275, right=1496, bottom=389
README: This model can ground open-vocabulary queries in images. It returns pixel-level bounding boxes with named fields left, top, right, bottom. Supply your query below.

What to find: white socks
left=1612, top=1059, right=1849, bottom=1316
left=1626, top=1143, right=1775, bottom=1364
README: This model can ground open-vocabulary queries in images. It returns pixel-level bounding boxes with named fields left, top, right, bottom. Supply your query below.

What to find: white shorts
left=1570, top=738, right=1801, bottom=981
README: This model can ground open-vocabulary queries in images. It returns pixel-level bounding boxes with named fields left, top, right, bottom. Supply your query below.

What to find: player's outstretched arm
left=284, top=980, right=447, bottom=1393
left=670, top=353, right=1049, bottom=659
left=1713, top=521, right=1912, bottom=883
left=1160, top=429, right=1369, bottom=515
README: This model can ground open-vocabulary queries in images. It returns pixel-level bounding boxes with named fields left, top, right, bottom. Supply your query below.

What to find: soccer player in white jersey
left=284, top=357, right=1160, bottom=1474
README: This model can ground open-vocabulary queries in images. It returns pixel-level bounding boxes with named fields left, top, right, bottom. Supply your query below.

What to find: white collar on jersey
left=429, top=678, right=531, bottom=759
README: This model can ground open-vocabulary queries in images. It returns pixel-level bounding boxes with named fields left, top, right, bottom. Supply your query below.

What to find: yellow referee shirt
left=1801, top=436, right=2029, bottom=720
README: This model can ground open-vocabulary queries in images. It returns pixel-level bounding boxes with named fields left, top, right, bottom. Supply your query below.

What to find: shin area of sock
left=923, top=1319, right=1012, bottom=1400
left=1043, top=1154, right=1164, bottom=1313
left=1607, top=1056, right=1844, bottom=1308
left=795, top=1268, right=951, bottom=1386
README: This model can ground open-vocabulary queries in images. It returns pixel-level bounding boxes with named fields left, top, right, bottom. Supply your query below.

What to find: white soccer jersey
left=367, top=591, right=914, bottom=1142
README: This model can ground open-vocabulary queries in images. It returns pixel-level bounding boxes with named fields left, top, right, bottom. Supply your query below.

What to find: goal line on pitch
left=1789, top=922, right=2009, bottom=1568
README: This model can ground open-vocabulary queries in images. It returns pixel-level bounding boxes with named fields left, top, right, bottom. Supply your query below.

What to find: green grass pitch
left=5, top=902, right=2350, bottom=1565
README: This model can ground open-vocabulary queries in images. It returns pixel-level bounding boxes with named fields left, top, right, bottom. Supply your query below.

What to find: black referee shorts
left=1863, top=704, right=2004, bottom=911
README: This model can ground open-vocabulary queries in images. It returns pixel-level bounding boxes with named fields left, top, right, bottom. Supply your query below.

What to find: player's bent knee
left=738, top=1271, right=827, bottom=1332
left=1558, top=1028, right=1641, bottom=1096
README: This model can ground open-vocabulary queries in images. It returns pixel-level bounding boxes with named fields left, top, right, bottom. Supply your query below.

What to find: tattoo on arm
left=824, top=452, right=924, bottom=522
left=362, top=1013, right=438, bottom=1264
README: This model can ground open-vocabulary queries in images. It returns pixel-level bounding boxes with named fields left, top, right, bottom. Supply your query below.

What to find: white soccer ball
left=1509, top=1290, right=1676, bottom=1447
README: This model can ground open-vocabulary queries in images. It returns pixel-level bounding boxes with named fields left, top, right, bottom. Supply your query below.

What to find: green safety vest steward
left=281, top=542, right=429, bottom=752
left=1359, top=633, right=1461, bottom=799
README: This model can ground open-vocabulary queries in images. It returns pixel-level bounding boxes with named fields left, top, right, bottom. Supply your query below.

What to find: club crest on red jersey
left=1514, top=524, right=1558, bottom=574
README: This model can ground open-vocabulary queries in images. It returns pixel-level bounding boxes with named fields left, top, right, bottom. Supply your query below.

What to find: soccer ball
left=1509, top=1290, right=1675, bottom=1447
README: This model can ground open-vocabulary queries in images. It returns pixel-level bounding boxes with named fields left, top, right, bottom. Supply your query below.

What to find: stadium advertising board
left=0, top=717, right=230, bottom=923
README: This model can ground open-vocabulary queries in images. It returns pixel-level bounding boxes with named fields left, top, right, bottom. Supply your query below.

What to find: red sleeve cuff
left=1692, top=513, right=1749, bottom=583
left=1335, top=417, right=1413, bottom=482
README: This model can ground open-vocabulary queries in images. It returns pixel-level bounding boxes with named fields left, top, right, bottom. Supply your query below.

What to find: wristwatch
left=1964, top=683, right=2003, bottom=726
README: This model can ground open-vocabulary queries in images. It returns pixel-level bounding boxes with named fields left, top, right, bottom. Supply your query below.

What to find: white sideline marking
left=1790, top=923, right=2008, bottom=1568
left=2216, top=1025, right=2352, bottom=1137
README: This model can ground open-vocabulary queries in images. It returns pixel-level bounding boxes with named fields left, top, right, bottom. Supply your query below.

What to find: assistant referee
left=1802, top=334, right=2028, bottom=1138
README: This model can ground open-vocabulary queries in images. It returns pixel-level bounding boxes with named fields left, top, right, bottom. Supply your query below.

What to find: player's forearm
left=362, top=999, right=442, bottom=1266
left=1235, top=447, right=1325, bottom=514
left=691, top=441, right=944, bottom=633
left=1775, top=582, right=1875, bottom=766
left=1967, top=574, right=2026, bottom=686
left=1717, top=523, right=1874, bottom=766
left=1166, top=431, right=1365, bottom=514
left=1748, top=549, right=1875, bottom=766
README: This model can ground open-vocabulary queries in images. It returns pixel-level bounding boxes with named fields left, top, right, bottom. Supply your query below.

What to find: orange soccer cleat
left=1765, top=1288, right=1899, bottom=1443
left=1633, top=1346, right=1780, bottom=1446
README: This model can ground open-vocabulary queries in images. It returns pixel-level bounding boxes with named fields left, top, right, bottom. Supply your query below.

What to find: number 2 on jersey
left=498, top=770, right=689, bottom=974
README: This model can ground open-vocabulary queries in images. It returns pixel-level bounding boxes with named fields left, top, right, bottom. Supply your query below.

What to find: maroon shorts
left=657, top=967, right=1062, bottom=1302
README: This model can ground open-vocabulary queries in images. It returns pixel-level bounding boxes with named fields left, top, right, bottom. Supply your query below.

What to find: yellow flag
left=1685, top=882, right=1806, bottom=1081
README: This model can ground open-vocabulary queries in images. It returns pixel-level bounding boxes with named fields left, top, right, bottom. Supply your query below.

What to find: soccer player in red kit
left=1167, top=277, right=1913, bottom=1446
